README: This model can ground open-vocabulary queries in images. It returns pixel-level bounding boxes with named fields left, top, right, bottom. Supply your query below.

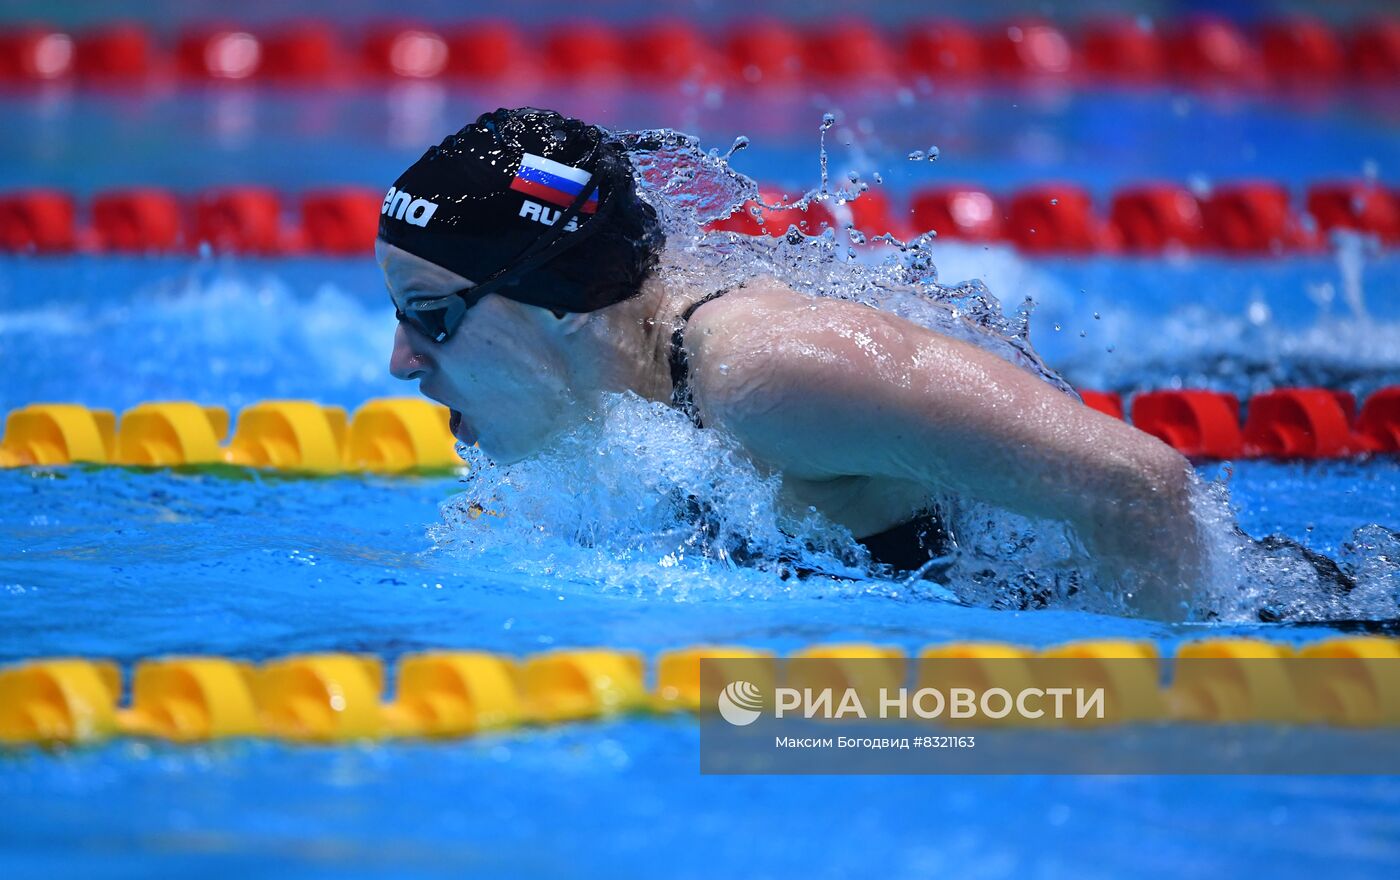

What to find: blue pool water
left=4, top=29, right=1400, bottom=880
left=4, top=88, right=1397, bottom=197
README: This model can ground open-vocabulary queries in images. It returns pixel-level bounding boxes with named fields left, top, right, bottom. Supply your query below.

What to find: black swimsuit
left=667, top=286, right=954, bottom=576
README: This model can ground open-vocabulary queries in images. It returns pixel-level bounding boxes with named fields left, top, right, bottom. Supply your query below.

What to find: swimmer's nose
left=389, top=323, right=433, bottom=381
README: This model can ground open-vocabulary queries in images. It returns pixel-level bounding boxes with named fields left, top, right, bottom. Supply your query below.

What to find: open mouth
left=448, top=409, right=477, bottom=445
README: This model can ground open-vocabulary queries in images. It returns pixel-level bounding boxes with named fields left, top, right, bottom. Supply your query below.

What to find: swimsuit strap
left=668, top=283, right=744, bottom=428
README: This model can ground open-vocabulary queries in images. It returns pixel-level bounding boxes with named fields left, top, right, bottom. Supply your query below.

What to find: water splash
left=422, top=121, right=1400, bottom=624
left=430, top=393, right=882, bottom=601
left=621, top=125, right=1076, bottom=396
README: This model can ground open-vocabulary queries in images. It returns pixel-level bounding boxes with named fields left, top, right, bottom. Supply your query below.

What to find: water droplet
left=1092, top=311, right=1101, bottom=319
left=820, top=112, right=836, bottom=130
left=927, top=146, right=940, bottom=160
left=872, top=172, right=883, bottom=184
left=907, top=150, right=925, bottom=161
left=1050, top=198, right=1059, bottom=206
left=550, top=128, right=568, bottom=142
left=848, top=228, right=866, bottom=245
left=1106, top=344, right=1116, bottom=353
left=847, top=171, right=859, bottom=183
left=1053, top=323, right=1061, bottom=331
left=1079, top=330, right=1087, bottom=337
left=718, top=363, right=730, bottom=374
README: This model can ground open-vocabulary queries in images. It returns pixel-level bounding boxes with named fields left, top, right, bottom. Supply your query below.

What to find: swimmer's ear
left=550, top=310, right=592, bottom=335
left=526, top=304, right=590, bottom=335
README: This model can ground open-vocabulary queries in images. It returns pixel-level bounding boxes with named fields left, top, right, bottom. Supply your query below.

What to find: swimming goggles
left=392, top=147, right=612, bottom=344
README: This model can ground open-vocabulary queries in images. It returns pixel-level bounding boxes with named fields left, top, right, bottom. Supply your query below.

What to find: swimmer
left=379, top=107, right=1206, bottom=613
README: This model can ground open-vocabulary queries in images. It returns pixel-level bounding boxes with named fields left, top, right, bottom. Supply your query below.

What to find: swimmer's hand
left=684, top=284, right=1206, bottom=617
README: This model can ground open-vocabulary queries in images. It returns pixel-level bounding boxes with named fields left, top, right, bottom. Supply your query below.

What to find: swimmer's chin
left=451, top=413, right=540, bottom=465
left=448, top=409, right=481, bottom=447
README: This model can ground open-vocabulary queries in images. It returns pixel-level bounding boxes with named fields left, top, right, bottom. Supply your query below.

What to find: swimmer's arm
left=694, top=302, right=1205, bottom=605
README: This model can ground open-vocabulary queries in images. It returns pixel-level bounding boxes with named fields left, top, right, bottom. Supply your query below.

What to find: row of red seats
left=1079, top=386, right=1400, bottom=459
left=1, top=180, right=1395, bottom=256
left=0, top=17, right=1395, bottom=87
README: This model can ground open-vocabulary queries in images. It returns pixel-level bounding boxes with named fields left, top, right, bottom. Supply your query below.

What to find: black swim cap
left=378, top=107, right=663, bottom=314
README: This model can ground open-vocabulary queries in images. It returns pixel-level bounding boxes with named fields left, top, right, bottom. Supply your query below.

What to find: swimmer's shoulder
left=683, top=276, right=883, bottom=344
left=680, top=279, right=915, bottom=449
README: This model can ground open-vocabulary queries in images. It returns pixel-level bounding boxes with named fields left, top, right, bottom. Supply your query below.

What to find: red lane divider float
left=0, top=186, right=383, bottom=255
left=1110, top=184, right=1206, bottom=252
left=705, top=179, right=1387, bottom=254
left=1005, top=184, right=1109, bottom=253
left=1081, top=386, right=1400, bottom=460
left=0, top=190, right=75, bottom=253
left=0, top=180, right=1395, bottom=256
left=0, top=17, right=1395, bottom=89
left=1131, top=390, right=1243, bottom=459
left=1083, top=19, right=1164, bottom=81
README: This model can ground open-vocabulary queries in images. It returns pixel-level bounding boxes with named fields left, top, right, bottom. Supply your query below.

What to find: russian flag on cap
left=510, top=152, right=599, bottom=214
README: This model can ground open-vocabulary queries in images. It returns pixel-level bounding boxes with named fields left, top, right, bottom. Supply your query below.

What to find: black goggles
left=391, top=144, right=613, bottom=344
left=393, top=286, right=491, bottom=344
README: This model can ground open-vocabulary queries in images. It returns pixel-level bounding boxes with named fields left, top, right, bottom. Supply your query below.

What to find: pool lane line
left=3, top=388, right=1398, bottom=474
left=1, top=637, right=1397, bottom=746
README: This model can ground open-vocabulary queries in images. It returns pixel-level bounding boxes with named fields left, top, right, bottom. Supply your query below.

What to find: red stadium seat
left=362, top=23, right=449, bottom=78
left=0, top=190, right=76, bottom=253
left=0, top=27, right=74, bottom=81
left=1081, top=19, right=1165, bottom=80
left=444, top=21, right=525, bottom=79
left=177, top=27, right=264, bottom=80
left=1131, top=390, right=1242, bottom=458
left=902, top=20, right=983, bottom=80
left=74, top=24, right=151, bottom=81
left=191, top=188, right=284, bottom=254
left=1200, top=183, right=1301, bottom=253
left=909, top=187, right=1002, bottom=241
left=300, top=188, right=382, bottom=255
left=91, top=189, right=182, bottom=252
left=1243, top=388, right=1356, bottom=458
left=725, top=20, right=804, bottom=85
left=1306, top=182, right=1400, bottom=244
left=1006, top=185, right=1103, bottom=253
left=984, top=20, right=1074, bottom=77
left=1259, top=18, right=1344, bottom=84
left=1110, top=185, right=1205, bottom=252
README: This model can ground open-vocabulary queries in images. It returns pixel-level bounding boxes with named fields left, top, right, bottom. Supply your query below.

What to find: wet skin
left=381, top=239, right=1205, bottom=615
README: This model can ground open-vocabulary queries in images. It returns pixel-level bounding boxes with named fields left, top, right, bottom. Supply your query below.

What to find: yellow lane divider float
left=1, top=637, right=1397, bottom=746
left=0, top=398, right=459, bottom=473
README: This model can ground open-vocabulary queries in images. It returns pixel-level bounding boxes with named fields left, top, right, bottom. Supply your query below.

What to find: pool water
left=4, top=30, right=1400, bottom=880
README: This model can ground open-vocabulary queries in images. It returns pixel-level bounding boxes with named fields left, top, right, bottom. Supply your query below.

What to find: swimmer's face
left=379, top=239, right=578, bottom=464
